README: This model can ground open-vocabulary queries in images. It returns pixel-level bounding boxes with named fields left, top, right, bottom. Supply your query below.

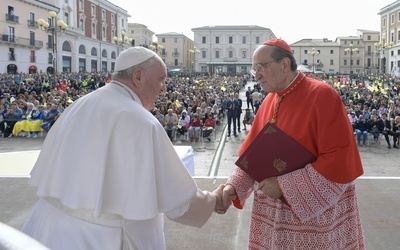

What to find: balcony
left=0, top=34, right=43, bottom=49
left=6, top=14, right=19, bottom=23
left=2, top=34, right=15, bottom=43
left=224, top=58, right=238, bottom=62
left=27, top=19, right=39, bottom=28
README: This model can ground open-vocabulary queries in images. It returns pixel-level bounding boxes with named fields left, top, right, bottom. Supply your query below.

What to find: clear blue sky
left=110, top=0, right=394, bottom=44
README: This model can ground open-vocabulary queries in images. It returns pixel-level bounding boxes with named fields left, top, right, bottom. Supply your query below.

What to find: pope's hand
left=212, top=184, right=226, bottom=214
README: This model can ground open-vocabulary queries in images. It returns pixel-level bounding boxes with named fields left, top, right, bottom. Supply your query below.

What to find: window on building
left=102, top=26, right=106, bottom=39
left=102, top=10, right=106, bottom=20
left=242, top=36, right=246, bottom=44
left=216, top=36, right=219, bottom=44
left=111, top=14, right=114, bottom=24
left=391, top=14, right=395, bottom=24
left=80, top=19, right=84, bottom=31
left=383, top=17, right=386, bottom=27
left=162, top=38, right=165, bottom=43
left=102, top=49, right=107, bottom=58
left=30, top=50, right=35, bottom=63
left=79, top=45, right=86, bottom=54
left=79, top=0, right=84, bottom=11
left=174, top=38, right=178, bottom=43
left=215, top=51, right=219, bottom=58
left=242, top=51, right=246, bottom=58
left=62, top=12, right=69, bottom=26
left=29, top=12, right=35, bottom=26
left=330, top=50, right=333, bottom=54
left=229, top=36, right=233, bottom=44
left=304, top=50, right=308, bottom=54
left=229, top=51, right=233, bottom=58
left=174, top=59, right=178, bottom=66
left=91, top=47, right=97, bottom=56
left=62, top=41, right=71, bottom=52
left=330, top=59, right=333, bottom=65
left=255, top=36, right=260, bottom=44
left=344, top=59, right=347, bottom=66
left=202, top=36, right=206, bottom=43
left=30, top=31, right=35, bottom=46
left=91, top=5, right=96, bottom=16
left=202, top=50, right=206, bottom=58
left=92, top=23, right=96, bottom=35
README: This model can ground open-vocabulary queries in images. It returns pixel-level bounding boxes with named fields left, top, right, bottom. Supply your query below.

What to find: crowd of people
left=1, top=68, right=400, bottom=148
left=323, top=74, right=400, bottom=149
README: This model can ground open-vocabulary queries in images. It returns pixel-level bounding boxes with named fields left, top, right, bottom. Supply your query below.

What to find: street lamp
left=37, top=11, right=67, bottom=76
left=308, top=48, right=319, bottom=73
left=344, top=44, right=359, bottom=81
left=189, top=46, right=200, bottom=73
left=113, top=30, right=132, bottom=55
left=148, top=43, right=164, bottom=54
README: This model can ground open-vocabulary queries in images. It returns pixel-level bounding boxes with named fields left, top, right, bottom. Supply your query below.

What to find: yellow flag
left=175, top=99, right=181, bottom=108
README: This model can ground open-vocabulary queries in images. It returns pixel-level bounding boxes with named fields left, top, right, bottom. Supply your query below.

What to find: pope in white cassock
left=22, top=47, right=227, bottom=249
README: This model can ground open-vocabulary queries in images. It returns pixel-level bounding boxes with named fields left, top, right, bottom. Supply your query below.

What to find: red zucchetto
left=263, top=38, right=293, bottom=54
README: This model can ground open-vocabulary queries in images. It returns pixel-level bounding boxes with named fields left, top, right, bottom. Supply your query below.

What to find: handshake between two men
left=212, top=184, right=237, bottom=214
left=212, top=177, right=283, bottom=214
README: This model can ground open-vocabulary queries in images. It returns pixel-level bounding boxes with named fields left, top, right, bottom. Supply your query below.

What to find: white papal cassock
left=22, top=82, right=215, bottom=250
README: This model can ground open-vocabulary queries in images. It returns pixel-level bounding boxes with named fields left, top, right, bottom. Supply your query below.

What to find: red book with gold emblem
left=235, top=121, right=316, bottom=182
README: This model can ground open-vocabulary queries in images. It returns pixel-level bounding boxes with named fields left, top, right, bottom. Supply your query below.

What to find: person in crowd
left=245, top=86, right=254, bottom=112
left=202, top=113, right=216, bottom=141
left=0, top=103, right=6, bottom=122
left=362, top=104, right=371, bottom=121
left=394, top=116, right=400, bottom=146
left=235, top=92, right=243, bottom=133
left=164, top=108, right=178, bottom=141
left=368, top=114, right=380, bottom=142
left=188, top=113, right=202, bottom=142
left=242, top=108, right=254, bottom=131
left=26, top=105, right=45, bottom=138
left=39, top=103, right=59, bottom=133
left=218, top=38, right=364, bottom=249
left=0, top=102, right=23, bottom=137
left=253, top=93, right=263, bottom=115
left=22, top=46, right=226, bottom=250
left=226, top=93, right=238, bottom=137
left=177, top=110, right=190, bottom=140
left=154, top=108, right=165, bottom=126
left=354, top=114, right=369, bottom=146
left=348, top=111, right=358, bottom=131
left=377, top=112, right=399, bottom=149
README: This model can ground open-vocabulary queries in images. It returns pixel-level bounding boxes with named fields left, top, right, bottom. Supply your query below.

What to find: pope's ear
left=131, top=68, right=143, bottom=87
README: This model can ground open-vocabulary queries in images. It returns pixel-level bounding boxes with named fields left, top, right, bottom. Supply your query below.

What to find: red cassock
left=228, top=72, right=365, bottom=249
